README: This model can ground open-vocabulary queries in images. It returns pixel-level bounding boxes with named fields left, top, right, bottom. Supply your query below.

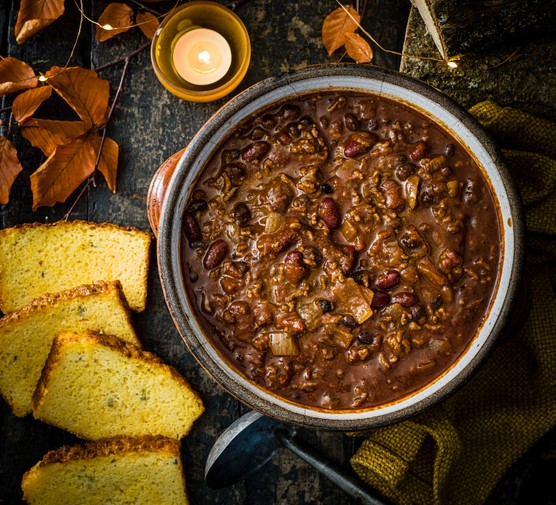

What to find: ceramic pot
left=149, top=64, right=525, bottom=430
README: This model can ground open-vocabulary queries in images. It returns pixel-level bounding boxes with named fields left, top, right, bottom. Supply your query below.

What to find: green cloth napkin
left=351, top=101, right=556, bottom=505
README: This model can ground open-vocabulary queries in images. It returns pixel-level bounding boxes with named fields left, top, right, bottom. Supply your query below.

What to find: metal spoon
left=205, top=410, right=389, bottom=505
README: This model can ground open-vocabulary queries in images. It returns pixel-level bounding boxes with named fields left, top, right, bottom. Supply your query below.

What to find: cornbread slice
left=0, top=220, right=151, bottom=313
left=0, top=281, right=140, bottom=417
left=33, top=331, right=204, bottom=440
left=21, top=435, right=189, bottom=505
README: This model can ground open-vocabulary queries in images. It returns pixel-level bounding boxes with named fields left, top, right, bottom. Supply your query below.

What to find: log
left=411, top=0, right=556, bottom=59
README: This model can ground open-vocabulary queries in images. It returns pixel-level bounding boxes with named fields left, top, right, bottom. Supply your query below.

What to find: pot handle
left=146, top=148, right=186, bottom=238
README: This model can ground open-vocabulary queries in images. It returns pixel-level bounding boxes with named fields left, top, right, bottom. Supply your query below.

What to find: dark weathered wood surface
left=0, top=1, right=409, bottom=504
left=1, top=1, right=553, bottom=504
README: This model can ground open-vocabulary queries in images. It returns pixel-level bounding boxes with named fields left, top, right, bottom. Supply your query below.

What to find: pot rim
left=158, top=63, right=525, bottom=430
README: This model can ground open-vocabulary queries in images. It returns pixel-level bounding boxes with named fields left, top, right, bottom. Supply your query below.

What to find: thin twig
left=334, top=0, right=445, bottom=63
left=94, top=40, right=150, bottom=73
left=128, top=0, right=163, bottom=16
left=64, top=56, right=131, bottom=220
left=63, top=175, right=94, bottom=220
left=488, top=46, right=522, bottom=69
left=0, top=106, right=12, bottom=114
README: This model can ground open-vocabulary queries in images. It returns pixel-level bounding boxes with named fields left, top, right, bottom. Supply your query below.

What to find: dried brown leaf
left=30, top=134, right=97, bottom=210
left=137, top=12, right=159, bottom=40
left=45, top=67, right=109, bottom=127
left=344, top=33, right=373, bottom=63
left=12, top=86, right=52, bottom=123
left=21, top=119, right=90, bottom=156
left=15, top=0, right=65, bottom=44
left=96, top=3, right=134, bottom=42
left=0, top=57, right=38, bottom=96
left=90, top=134, right=119, bottom=192
left=322, top=5, right=360, bottom=56
left=0, top=136, right=23, bottom=204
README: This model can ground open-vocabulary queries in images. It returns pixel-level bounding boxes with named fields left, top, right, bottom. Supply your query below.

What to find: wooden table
left=0, top=1, right=553, bottom=504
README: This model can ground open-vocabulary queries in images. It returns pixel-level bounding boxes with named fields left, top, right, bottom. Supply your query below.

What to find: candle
left=150, top=1, right=251, bottom=102
left=172, top=28, right=232, bottom=86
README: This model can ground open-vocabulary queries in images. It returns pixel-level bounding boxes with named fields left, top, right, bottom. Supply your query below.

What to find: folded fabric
left=351, top=101, right=556, bottom=505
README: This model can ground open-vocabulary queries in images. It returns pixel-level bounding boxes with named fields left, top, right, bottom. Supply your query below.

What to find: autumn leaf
left=0, top=136, right=23, bottom=205
left=45, top=67, right=109, bottom=127
left=15, top=0, right=65, bottom=44
left=322, top=5, right=360, bottom=56
left=344, top=33, right=373, bottom=63
left=30, top=134, right=99, bottom=209
left=89, top=134, right=119, bottom=192
left=21, top=119, right=90, bottom=156
left=137, top=12, right=159, bottom=40
left=12, top=86, right=53, bottom=123
left=0, top=57, right=38, bottom=96
left=96, top=3, right=134, bottom=42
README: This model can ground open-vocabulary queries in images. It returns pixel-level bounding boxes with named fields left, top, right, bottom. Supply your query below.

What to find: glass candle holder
left=151, top=1, right=251, bottom=102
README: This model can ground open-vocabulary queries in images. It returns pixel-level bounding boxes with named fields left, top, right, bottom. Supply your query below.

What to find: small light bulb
left=447, top=60, right=458, bottom=68
left=38, top=75, right=47, bottom=82
left=102, top=24, right=113, bottom=30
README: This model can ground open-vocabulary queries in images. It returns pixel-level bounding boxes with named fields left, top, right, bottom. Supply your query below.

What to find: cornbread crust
left=21, top=435, right=189, bottom=505
left=0, top=220, right=151, bottom=313
left=0, top=280, right=132, bottom=329
left=0, top=281, right=141, bottom=417
left=38, top=435, right=181, bottom=465
left=32, top=330, right=205, bottom=440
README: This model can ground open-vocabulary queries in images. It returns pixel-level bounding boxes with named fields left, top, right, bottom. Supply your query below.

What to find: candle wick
left=198, top=50, right=212, bottom=65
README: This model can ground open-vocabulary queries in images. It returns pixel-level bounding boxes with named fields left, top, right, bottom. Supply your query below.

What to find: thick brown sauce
left=182, top=92, right=500, bottom=410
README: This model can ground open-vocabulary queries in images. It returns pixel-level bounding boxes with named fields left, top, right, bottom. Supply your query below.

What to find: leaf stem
left=64, top=54, right=132, bottom=220
left=127, top=0, right=163, bottom=16
left=94, top=40, right=150, bottom=73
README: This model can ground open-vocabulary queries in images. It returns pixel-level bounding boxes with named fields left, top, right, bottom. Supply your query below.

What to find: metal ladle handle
left=276, top=430, right=390, bottom=505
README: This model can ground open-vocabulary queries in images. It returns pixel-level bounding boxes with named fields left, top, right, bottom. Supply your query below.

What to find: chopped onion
left=269, top=332, right=299, bottom=356
left=264, top=212, right=284, bottom=233
left=332, top=278, right=374, bottom=324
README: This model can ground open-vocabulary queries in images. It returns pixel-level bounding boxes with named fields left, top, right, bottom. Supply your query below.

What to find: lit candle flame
left=198, top=50, right=212, bottom=65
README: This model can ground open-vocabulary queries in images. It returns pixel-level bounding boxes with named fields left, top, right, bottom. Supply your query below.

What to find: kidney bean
left=279, top=104, right=301, bottom=120
left=276, top=131, right=291, bottom=145
left=343, top=132, right=377, bottom=158
left=222, top=163, right=246, bottom=185
left=444, top=143, right=455, bottom=157
left=318, top=197, right=341, bottom=230
left=356, top=330, right=381, bottom=349
left=340, top=314, right=357, bottom=328
left=344, top=112, right=361, bottom=131
left=318, top=299, right=333, bottom=313
left=320, top=183, right=333, bottom=194
left=376, top=270, right=401, bottom=290
left=187, top=199, right=208, bottom=214
left=410, top=304, right=425, bottom=321
left=184, top=212, right=202, bottom=243
left=352, top=269, right=372, bottom=288
left=285, top=263, right=306, bottom=284
left=232, top=202, right=251, bottom=226
left=391, top=291, right=418, bottom=307
left=380, top=178, right=405, bottom=209
left=371, top=291, right=390, bottom=309
left=285, top=250, right=304, bottom=265
left=260, top=114, right=277, bottom=129
left=250, top=127, right=267, bottom=140
left=420, top=190, right=436, bottom=207
left=395, top=162, right=416, bottom=181
left=203, top=239, right=228, bottom=270
left=409, top=140, right=428, bottom=161
left=241, top=141, right=270, bottom=162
